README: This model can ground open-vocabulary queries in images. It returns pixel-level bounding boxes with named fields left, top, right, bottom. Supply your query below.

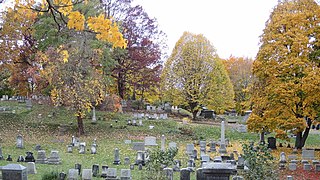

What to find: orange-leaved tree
left=248, top=0, right=320, bottom=148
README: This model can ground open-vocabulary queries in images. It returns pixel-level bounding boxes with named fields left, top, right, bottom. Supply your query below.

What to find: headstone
left=139, top=119, right=143, bottom=126
left=201, top=162, right=237, bottom=179
left=302, top=149, right=315, bottom=160
left=237, top=125, right=247, bottom=133
left=124, top=157, right=130, bottom=165
left=124, top=140, right=132, bottom=144
left=187, top=159, right=195, bottom=170
left=47, top=150, right=61, bottom=165
left=168, top=142, right=177, bottom=150
left=120, top=169, right=131, bottom=180
left=6, top=155, right=12, bottom=161
left=135, top=151, right=145, bottom=165
left=192, top=149, right=198, bottom=160
left=25, top=152, right=35, bottom=162
left=67, top=145, right=73, bottom=153
left=303, top=163, right=312, bottom=171
left=68, top=169, right=79, bottom=180
left=144, top=136, right=157, bottom=146
left=161, top=135, right=165, bottom=151
left=79, top=142, right=86, bottom=154
left=180, top=168, right=190, bottom=180
left=315, top=164, right=320, bottom=172
left=173, top=160, right=181, bottom=172
left=59, top=172, right=66, bottom=180
left=138, top=164, right=143, bottom=170
left=288, top=154, right=297, bottom=161
left=92, top=164, right=99, bottom=177
left=16, top=135, right=24, bottom=149
left=267, top=137, right=277, bottom=149
left=0, top=146, right=3, bottom=160
left=287, top=175, right=293, bottom=180
left=35, top=150, right=47, bottom=164
left=132, top=142, right=145, bottom=151
left=289, top=163, right=297, bottom=171
left=213, top=156, right=222, bottom=163
left=27, top=162, right=37, bottom=174
left=82, top=169, right=92, bottom=180
left=91, top=144, right=97, bottom=154
left=237, top=156, right=244, bottom=169
left=219, top=121, right=227, bottom=154
left=280, top=152, right=287, bottom=163
left=101, top=165, right=108, bottom=178
left=17, top=155, right=24, bottom=162
left=209, top=141, right=216, bottom=152
left=34, top=144, right=41, bottom=151
left=113, top=148, right=121, bottom=165
left=75, top=163, right=82, bottom=175
left=233, top=176, right=244, bottom=180
left=186, top=144, right=194, bottom=155
left=163, top=168, right=173, bottom=180
left=1, top=164, right=27, bottom=180
left=106, top=168, right=117, bottom=178
left=130, top=165, right=134, bottom=170
left=91, top=106, right=97, bottom=124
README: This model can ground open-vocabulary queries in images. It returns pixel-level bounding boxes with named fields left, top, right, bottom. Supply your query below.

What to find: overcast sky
left=133, top=0, right=279, bottom=59
left=1, top=0, right=279, bottom=59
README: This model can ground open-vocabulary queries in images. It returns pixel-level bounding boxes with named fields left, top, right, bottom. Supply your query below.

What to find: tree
left=162, top=32, right=234, bottom=120
left=223, top=56, right=254, bottom=115
left=248, top=0, right=320, bottom=149
left=100, top=0, right=166, bottom=100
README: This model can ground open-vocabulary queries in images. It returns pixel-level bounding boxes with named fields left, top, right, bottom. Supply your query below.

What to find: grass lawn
left=0, top=100, right=319, bottom=179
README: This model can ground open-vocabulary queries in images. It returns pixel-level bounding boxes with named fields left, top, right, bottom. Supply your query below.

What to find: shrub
left=41, top=171, right=59, bottom=180
left=241, top=142, right=278, bottom=180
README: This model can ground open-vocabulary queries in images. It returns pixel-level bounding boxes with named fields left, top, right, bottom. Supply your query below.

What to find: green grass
left=0, top=101, right=319, bottom=180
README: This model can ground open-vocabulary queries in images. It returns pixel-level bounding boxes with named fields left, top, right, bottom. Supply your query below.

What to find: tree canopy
left=162, top=32, right=234, bottom=120
left=248, top=0, right=320, bottom=148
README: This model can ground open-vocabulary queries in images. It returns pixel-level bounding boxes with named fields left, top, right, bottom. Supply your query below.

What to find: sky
left=133, top=0, right=279, bottom=59
left=1, top=0, right=280, bottom=59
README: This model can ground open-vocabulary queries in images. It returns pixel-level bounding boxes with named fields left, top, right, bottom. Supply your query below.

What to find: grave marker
left=145, top=136, right=157, bottom=146
left=1, top=164, right=27, bottom=180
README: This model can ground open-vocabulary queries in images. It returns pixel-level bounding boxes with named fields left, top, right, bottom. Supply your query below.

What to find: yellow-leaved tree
left=248, top=0, right=320, bottom=148
left=161, top=32, right=234, bottom=120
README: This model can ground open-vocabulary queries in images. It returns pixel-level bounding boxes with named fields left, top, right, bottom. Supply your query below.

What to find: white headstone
left=145, top=136, right=157, bottom=146
left=82, top=169, right=92, bottom=180
left=27, top=162, right=37, bottom=174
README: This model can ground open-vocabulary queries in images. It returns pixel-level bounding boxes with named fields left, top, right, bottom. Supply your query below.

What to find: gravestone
left=35, top=150, right=47, bottom=164
left=180, top=168, right=190, bottom=180
left=91, top=106, right=97, bottom=124
left=0, top=146, right=3, bottom=160
left=79, top=142, right=86, bottom=154
left=92, top=164, right=99, bottom=177
left=68, top=169, right=79, bottom=180
left=200, top=162, right=237, bottom=180
left=47, top=150, right=61, bottom=165
left=302, top=149, right=315, bottom=160
left=34, top=144, right=41, bottom=151
left=303, top=163, right=312, bottom=171
left=267, top=137, right=277, bottom=149
left=237, top=156, right=244, bottom=169
left=82, top=169, right=92, bottom=180
left=187, top=159, right=195, bottom=171
left=1, top=164, right=27, bottom=180
left=209, top=141, right=216, bottom=152
left=120, top=169, right=131, bottom=180
left=75, top=163, right=82, bottom=175
left=280, top=152, right=287, bottom=163
left=124, top=157, right=130, bottom=165
left=59, top=172, right=66, bottom=180
left=17, top=155, right=24, bottom=162
left=237, top=125, right=247, bottom=133
left=6, top=155, right=12, bottom=161
left=124, top=140, right=132, bottom=144
left=163, top=168, right=173, bottom=180
left=213, top=156, right=222, bottom=163
left=288, top=154, right=297, bottom=161
left=186, top=144, right=194, bottom=155
left=219, top=121, right=227, bottom=154
left=16, top=135, right=24, bottom=149
left=168, top=142, right=177, bottom=150
left=232, top=176, right=244, bottom=180
left=135, top=151, right=145, bottom=165
left=138, top=164, right=143, bottom=170
left=289, top=163, right=297, bottom=171
left=315, top=164, right=320, bottom=172
left=145, top=136, right=157, bottom=146
left=139, top=119, right=143, bottom=126
left=101, top=165, right=108, bottom=178
left=25, top=152, right=35, bottom=162
left=27, top=162, right=37, bottom=174
left=200, top=140, right=206, bottom=155
left=161, top=135, right=165, bottom=151
left=91, top=144, right=97, bottom=154
left=132, top=142, right=145, bottom=151
left=67, top=145, right=73, bottom=153
left=173, top=160, right=181, bottom=172
left=113, top=148, right=121, bottom=165
left=106, top=168, right=117, bottom=179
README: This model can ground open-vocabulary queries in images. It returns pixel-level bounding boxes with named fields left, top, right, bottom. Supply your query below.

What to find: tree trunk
left=192, top=110, right=198, bottom=121
left=77, top=116, right=85, bottom=136
left=295, top=118, right=311, bottom=149
left=117, top=72, right=125, bottom=99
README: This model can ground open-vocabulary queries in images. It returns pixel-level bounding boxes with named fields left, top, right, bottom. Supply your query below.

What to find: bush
left=143, top=147, right=178, bottom=180
left=241, top=142, right=278, bottom=180
left=41, top=171, right=59, bottom=180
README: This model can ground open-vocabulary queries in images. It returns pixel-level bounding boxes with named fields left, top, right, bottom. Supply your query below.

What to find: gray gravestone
left=132, top=142, right=145, bottom=151
left=120, top=169, right=131, bottom=180
left=168, top=142, right=177, bottom=150
left=26, top=162, right=37, bottom=174
left=91, top=107, right=97, bottom=124
left=1, top=164, right=27, bottom=180
left=161, top=135, right=166, bottom=151
left=288, top=154, right=297, bottom=161
left=79, top=142, right=86, bottom=154
left=47, top=150, right=61, bottom=165
left=113, top=148, right=121, bottom=165
left=68, top=169, right=79, bottom=180
left=209, top=141, right=216, bottom=152
left=201, top=162, right=237, bottom=180
left=315, top=164, right=320, bottom=172
left=289, top=163, right=297, bottom=171
left=135, top=151, right=145, bottom=165
left=0, top=146, right=3, bottom=160
left=124, top=157, right=130, bottom=165
left=35, top=150, right=47, bottom=164
left=101, top=165, right=108, bottom=178
left=186, top=144, right=194, bottom=155
left=145, top=136, right=157, bottom=146
left=163, top=168, right=173, bottom=180
left=16, top=135, right=24, bottom=149
left=92, top=164, right=99, bottom=177
left=180, top=168, right=190, bottom=180
left=302, top=149, right=315, bottom=160
left=280, top=152, right=287, bottom=163
left=82, top=169, right=92, bottom=180
left=106, top=168, right=117, bottom=178
left=67, top=145, right=73, bottom=153
left=219, top=121, right=227, bottom=154
left=124, top=140, right=132, bottom=144
left=303, top=163, right=312, bottom=171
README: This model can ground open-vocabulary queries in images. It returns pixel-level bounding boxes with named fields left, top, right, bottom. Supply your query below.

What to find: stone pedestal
left=35, top=150, right=47, bottom=164
left=47, top=151, right=61, bottom=165
left=200, top=162, right=237, bottom=180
